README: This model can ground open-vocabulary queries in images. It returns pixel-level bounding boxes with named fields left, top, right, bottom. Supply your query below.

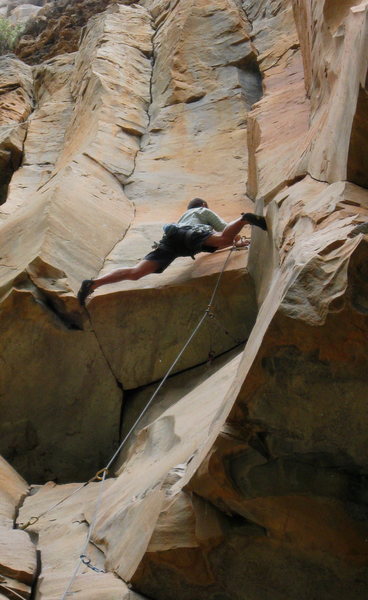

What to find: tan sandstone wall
left=0, top=0, right=367, bottom=599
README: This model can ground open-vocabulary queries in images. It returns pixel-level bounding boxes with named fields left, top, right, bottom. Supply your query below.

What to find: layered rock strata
left=0, top=0, right=367, bottom=599
left=0, top=0, right=257, bottom=481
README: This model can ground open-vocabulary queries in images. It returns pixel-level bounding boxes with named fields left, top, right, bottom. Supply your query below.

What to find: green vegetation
left=0, top=16, right=24, bottom=55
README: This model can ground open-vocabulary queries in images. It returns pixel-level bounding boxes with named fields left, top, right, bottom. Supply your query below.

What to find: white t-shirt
left=177, top=207, right=227, bottom=232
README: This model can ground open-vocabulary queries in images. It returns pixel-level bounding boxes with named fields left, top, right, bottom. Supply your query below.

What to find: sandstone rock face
left=0, top=458, right=36, bottom=599
left=293, top=0, right=368, bottom=187
left=0, top=0, right=258, bottom=484
left=90, top=0, right=259, bottom=388
left=245, top=0, right=311, bottom=200
left=0, top=527, right=36, bottom=584
left=0, top=56, right=33, bottom=203
left=0, top=4, right=155, bottom=482
left=0, top=0, right=367, bottom=599
left=17, top=480, right=146, bottom=599
left=0, top=456, right=28, bottom=527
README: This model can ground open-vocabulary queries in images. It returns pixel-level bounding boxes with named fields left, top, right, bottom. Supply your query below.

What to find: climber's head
left=187, top=198, right=208, bottom=209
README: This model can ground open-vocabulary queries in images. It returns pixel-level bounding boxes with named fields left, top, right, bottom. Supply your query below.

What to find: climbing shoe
left=78, top=279, right=94, bottom=306
left=348, top=222, right=368, bottom=238
left=241, top=213, right=268, bottom=231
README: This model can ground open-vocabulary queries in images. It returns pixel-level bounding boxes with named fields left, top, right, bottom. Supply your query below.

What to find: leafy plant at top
left=0, top=16, right=24, bottom=56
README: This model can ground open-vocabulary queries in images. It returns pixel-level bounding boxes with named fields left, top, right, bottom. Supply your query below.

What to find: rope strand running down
left=60, top=246, right=236, bottom=599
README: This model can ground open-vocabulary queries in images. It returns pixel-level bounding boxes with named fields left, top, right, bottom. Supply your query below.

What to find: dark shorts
left=144, top=225, right=217, bottom=273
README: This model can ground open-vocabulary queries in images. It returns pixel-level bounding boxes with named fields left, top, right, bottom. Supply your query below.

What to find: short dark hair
left=187, top=198, right=208, bottom=209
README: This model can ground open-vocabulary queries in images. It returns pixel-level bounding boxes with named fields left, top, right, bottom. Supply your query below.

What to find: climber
left=77, top=198, right=267, bottom=306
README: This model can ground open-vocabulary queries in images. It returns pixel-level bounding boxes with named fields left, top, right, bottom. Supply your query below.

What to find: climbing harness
left=19, top=245, right=243, bottom=599
left=153, top=223, right=216, bottom=260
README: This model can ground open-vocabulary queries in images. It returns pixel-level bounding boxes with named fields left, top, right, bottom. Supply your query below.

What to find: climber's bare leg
left=90, top=259, right=159, bottom=291
left=205, top=216, right=247, bottom=249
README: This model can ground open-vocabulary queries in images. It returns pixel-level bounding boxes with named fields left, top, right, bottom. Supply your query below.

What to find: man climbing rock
left=77, top=198, right=267, bottom=306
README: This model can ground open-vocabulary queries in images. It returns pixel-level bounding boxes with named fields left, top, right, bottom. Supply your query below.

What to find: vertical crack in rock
left=238, top=2, right=266, bottom=202
left=94, top=14, right=156, bottom=266
left=86, top=309, right=125, bottom=416
left=240, top=2, right=258, bottom=49
left=243, top=0, right=311, bottom=200
left=123, top=24, right=157, bottom=182
left=30, top=548, right=42, bottom=600
left=96, top=19, right=157, bottom=270
left=72, top=4, right=155, bottom=275
left=104, top=9, right=157, bottom=249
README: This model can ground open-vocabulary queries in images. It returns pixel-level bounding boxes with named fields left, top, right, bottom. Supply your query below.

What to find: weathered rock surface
left=89, top=0, right=260, bottom=387
left=17, top=480, right=147, bottom=599
left=0, top=56, right=33, bottom=203
left=127, top=180, right=368, bottom=599
left=0, top=0, right=258, bottom=483
left=0, top=527, right=36, bottom=584
left=246, top=0, right=311, bottom=200
left=0, top=0, right=367, bottom=599
left=0, top=4, right=155, bottom=482
left=0, top=458, right=35, bottom=599
left=293, top=0, right=368, bottom=187
left=0, top=456, right=28, bottom=527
